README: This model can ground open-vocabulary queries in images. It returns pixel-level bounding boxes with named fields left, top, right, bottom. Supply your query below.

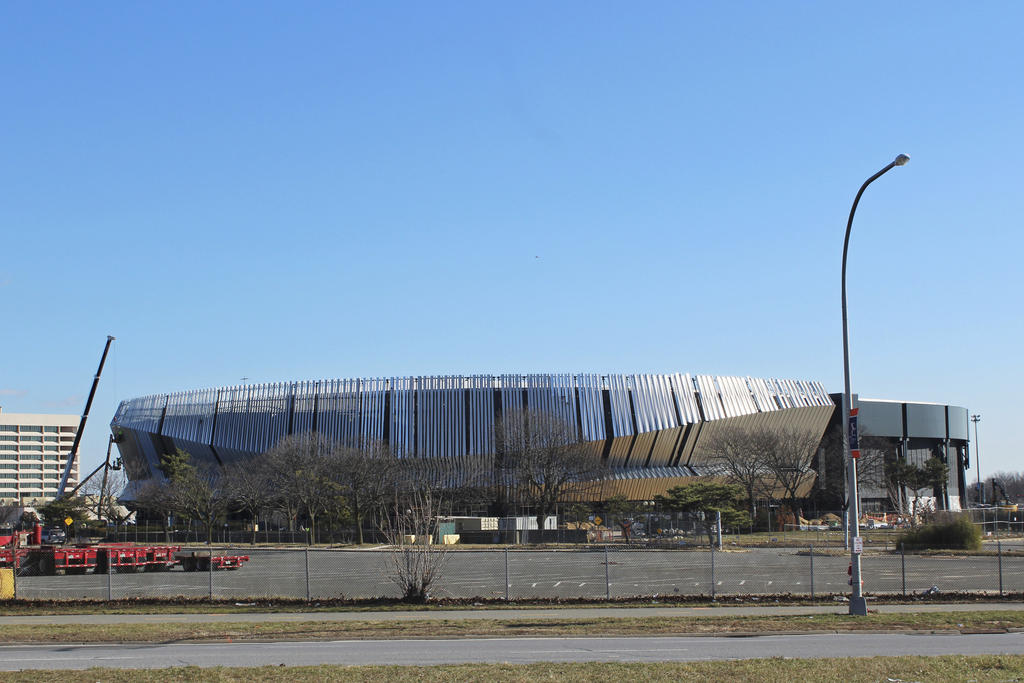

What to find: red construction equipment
left=0, top=525, right=249, bottom=575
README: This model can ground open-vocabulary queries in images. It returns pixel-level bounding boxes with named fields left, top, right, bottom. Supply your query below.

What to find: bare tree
left=759, top=427, right=823, bottom=520
left=497, top=409, right=607, bottom=532
left=1, top=501, right=22, bottom=526
left=223, top=461, right=274, bottom=545
left=263, top=433, right=338, bottom=544
left=379, top=458, right=450, bottom=602
left=168, top=463, right=231, bottom=545
left=329, top=440, right=398, bottom=544
left=83, top=466, right=129, bottom=524
left=857, top=435, right=905, bottom=514
left=134, top=480, right=177, bottom=542
left=261, top=445, right=301, bottom=532
left=887, top=457, right=949, bottom=525
left=703, top=426, right=772, bottom=521
left=984, top=472, right=1024, bottom=504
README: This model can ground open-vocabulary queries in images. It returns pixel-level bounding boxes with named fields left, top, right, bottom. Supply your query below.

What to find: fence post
left=809, top=545, right=814, bottom=599
left=305, top=547, right=311, bottom=601
left=710, top=542, right=716, bottom=600
left=504, top=547, right=510, bottom=602
left=716, top=510, right=723, bottom=550
left=107, top=560, right=113, bottom=602
left=900, top=543, right=906, bottom=598
left=208, top=549, right=214, bottom=601
left=604, top=545, right=611, bottom=600
left=998, top=540, right=1004, bottom=597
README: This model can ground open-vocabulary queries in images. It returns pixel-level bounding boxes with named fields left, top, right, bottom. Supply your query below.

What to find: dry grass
left=3, top=656, right=1024, bottom=682
left=3, top=610, right=1023, bottom=644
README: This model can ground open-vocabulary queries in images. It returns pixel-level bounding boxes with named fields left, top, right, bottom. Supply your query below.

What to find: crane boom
left=56, top=335, right=115, bottom=498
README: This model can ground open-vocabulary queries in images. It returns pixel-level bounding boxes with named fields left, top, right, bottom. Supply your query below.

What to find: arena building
left=110, top=373, right=836, bottom=501
left=816, top=396, right=971, bottom=512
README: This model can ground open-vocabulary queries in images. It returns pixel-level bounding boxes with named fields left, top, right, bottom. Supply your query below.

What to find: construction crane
left=56, top=335, right=115, bottom=498
left=66, top=434, right=122, bottom=519
left=991, top=479, right=1017, bottom=510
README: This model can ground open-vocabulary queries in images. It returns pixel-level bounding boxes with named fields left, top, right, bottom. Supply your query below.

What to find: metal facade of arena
left=111, top=373, right=835, bottom=492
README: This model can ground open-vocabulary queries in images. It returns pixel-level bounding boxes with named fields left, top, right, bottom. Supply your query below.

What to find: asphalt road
left=13, top=548, right=1024, bottom=600
left=2, top=633, right=1024, bottom=670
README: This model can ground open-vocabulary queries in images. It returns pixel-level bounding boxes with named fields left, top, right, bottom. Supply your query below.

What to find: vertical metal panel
left=467, top=375, right=495, bottom=456
left=747, top=377, right=776, bottom=413
left=606, top=436, right=633, bottom=469
left=576, top=373, right=605, bottom=441
left=725, top=376, right=758, bottom=416
left=499, top=374, right=524, bottom=416
left=526, top=373, right=577, bottom=437
left=606, top=374, right=633, bottom=437
left=360, top=377, right=386, bottom=444
left=769, top=378, right=791, bottom=409
left=668, top=373, right=700, bottom=425
left=417, top=376, right=466, bottom=460
left=389, top=377, right=414, bottom=457
left=631, top=374, right=677, bottom=433
left=695, top=375, right=724, bottom=421
left=647, top=426, right=681, bottom=468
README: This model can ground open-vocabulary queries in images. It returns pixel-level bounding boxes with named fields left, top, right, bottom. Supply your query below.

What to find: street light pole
left=971, top=414, right=982, bottom=504
left=842, top=153, right=909, bottom=616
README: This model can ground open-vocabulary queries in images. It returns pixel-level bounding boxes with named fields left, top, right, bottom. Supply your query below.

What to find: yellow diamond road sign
left=64, top=517, right=73, bottom=526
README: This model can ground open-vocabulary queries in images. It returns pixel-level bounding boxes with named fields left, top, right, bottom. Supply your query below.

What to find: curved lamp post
left=842, top=153, right=909, bottom=616
left=971, top=414, right=982, bottom=504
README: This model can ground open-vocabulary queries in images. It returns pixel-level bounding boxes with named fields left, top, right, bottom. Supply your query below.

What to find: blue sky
left=2, top=3, right=1020, bottom=484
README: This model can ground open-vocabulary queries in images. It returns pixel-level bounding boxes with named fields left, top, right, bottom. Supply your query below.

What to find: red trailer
left=176, top=550, right=249, bottom=572
left=0, top=543, right=249, bottom=575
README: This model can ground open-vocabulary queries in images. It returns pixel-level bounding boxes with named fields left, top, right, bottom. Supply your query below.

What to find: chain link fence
left=8, top=542, right=1024, bottom=601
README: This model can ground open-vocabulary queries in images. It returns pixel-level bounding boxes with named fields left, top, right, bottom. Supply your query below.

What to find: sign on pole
left=64, top=516, right=73, bottom=527
left=853, top=536, right=863, bottom=554
left=848, top=407, right=860, bottom=459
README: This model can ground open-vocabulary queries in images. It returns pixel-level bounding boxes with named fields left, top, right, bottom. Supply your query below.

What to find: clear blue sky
left=2, top=3, right=1020, bottom=484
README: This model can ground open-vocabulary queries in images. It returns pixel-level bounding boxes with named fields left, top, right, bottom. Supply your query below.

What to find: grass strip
left=2, top=593, right=1019, bottom=616
left=3, top=610, right=1023, bottom=643
left=3, top=655, right=1024, bottom=682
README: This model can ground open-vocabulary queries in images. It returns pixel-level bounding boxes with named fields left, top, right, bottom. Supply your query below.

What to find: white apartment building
left=0, top=409, right=80, bottom=504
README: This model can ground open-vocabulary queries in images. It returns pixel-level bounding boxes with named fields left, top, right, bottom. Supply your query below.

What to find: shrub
left=899, top=512, right=982, bottom=551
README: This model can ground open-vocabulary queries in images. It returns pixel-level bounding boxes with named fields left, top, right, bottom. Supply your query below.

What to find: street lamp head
left=893, top=153, right=910, bottom=166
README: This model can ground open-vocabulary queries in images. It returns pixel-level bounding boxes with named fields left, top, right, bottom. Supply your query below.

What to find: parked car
left=41, top=527, right=66, bottom=544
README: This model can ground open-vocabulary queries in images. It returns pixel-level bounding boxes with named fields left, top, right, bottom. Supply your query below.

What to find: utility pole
left=971, top=414, right=982, bottom=504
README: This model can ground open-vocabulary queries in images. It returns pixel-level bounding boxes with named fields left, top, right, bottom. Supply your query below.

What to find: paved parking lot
left=12, top=547, right=1024, bottom=600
